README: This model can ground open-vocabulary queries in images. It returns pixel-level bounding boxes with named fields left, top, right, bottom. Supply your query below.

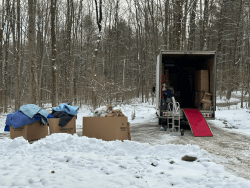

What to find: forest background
left=0, top=0, right=249, bottom=112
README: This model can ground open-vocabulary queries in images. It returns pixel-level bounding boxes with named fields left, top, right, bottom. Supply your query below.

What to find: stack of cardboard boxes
left=195, top=70, right=212, bottom=110
left=201, top=93, right=212, bottom=110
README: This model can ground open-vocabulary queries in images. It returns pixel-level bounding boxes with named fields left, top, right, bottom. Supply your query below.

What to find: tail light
left=203, top=113, right=212, bottom=117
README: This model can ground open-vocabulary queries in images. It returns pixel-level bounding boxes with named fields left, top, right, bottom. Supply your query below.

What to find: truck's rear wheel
left=158, top=118, right=162, bottom=125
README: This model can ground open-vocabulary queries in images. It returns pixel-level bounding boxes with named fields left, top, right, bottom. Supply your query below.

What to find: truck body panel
left=156, top=51, right=217, bottom=120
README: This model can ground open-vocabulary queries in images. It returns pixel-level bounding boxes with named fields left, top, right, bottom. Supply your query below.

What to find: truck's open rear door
left=156, top=54, right=161, bottom=116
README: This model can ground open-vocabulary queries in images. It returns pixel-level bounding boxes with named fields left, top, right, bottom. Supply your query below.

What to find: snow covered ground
left=0, top=114, right=7, bottom=133
left=0, top=97, right=250, bottom=187
left=216, top=96, right=240, bottom=104
left=0, top=134, right=250, bottom=188
left=214, top=102, right=250, bottom=136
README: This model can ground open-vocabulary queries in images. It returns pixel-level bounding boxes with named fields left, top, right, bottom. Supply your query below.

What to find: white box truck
left=156, top=51, right=217, bottom=125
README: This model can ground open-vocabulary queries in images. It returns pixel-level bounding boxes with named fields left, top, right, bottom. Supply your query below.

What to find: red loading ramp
left=183, top=109, right=213, bottom=137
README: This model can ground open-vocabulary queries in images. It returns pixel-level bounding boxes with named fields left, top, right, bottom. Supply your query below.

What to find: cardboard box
left=127, top=122, right=131, bottom=140
left=202, top=102, right=212, bottom=110
left=203, top=92, right=212, bottom=100
left=207, top=58, right=214, bottom=94
left=195, top=70, right=209, bottom=92
left=105, top=113, right=116, bottom=117
left=49, top=116, right=76, bottom=135
left=83, top=117, right=128, bottom=141
left=10, top=121, right=48, bottom=141
left=195, top=92, right=213, bottom=110
left=201, top=99, right=212, bottom=104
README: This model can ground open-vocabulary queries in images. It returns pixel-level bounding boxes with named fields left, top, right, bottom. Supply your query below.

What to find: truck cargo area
left=161, top=53, right=215, bottom=110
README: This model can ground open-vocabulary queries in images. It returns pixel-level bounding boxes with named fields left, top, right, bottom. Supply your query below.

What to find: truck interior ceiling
left=162, top=54, right=214, bottom=109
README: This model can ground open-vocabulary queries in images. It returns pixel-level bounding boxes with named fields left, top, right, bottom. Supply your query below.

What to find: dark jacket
left=50, top=110, right=75, bottom=127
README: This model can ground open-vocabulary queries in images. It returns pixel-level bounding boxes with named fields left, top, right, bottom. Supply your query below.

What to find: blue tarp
left=52, top=103, right=79, bottom=115
left=4, top=110, right=43, bottom=132
left=19, top=104, right=48, bottom=125
left=47, top=114, right=56, bottom=119
left=4, top=104, right=49, bottom=132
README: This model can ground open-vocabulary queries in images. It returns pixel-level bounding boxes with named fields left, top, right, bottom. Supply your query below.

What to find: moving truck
left=156, top=51, right=217, bottom=125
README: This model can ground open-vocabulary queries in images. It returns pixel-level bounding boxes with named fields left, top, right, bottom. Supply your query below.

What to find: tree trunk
left=51, top=0, right=57, bottom=107
left=15, top=0, right=21, bottom=110
left=38, top=1, right=49, bottom=107
left=203, top=0, right=209, bottom=50
left=0, top=0, right=5, bottom=112
left=3, top=25, right=10, bottom=113
left=176, top=0, right=181, bottom=50
left=164, top=0, right=168, bottom=48
left=188, top=0, right=197, bottom=51
left=66, top=0, right=74, bottom=103
left=183, top=0, right=188, bottom=50
left=28, top=0, right=38, bottom=104
left=10, top=1, right=18, bottom=110
left=227, top=0, right=243, bottom=100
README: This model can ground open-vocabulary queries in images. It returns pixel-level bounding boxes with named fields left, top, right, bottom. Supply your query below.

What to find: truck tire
left=158, top=118, right=162, bottom=125
left=181, top=129, right=185, bottom=136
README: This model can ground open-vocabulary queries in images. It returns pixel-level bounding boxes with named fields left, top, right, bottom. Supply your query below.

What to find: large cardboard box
left=83, top=117, right=128, bottom=141
left=202, top=102, right=212, bottom=110
left=195, top=92, right=213, bottom=110
left=207, top=58, right=214, bottom=94
left=49, top=116, right=76, bottom=135
left=203, top=92, right=212, bottom=100
left=201, top=99, right=212, bottom=104
left=195, top=70, right=209, bottom=92
left=10, top=121, right=48, bottom=141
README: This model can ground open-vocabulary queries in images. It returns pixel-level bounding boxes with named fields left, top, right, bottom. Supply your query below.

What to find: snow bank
left=0, top=134, right=249, bottom=188
left=213, top=108, right=250, bottom=136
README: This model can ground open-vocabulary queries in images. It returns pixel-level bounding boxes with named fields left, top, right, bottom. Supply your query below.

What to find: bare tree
left=0, top=0, right=248, bottom=110
left=15, top=0, right=21, bottom=110
left=28, top=0, right=38, bottom=104
left=51, top=0, right=57, bottom=107
left=0, top=0, right=6, bottom=112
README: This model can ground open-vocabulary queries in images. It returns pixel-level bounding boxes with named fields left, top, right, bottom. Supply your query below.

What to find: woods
left=0, top=0, right=249, bottom=111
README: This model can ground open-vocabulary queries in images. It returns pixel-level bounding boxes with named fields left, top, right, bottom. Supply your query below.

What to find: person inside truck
left=164, top=81, right=174, bottom=110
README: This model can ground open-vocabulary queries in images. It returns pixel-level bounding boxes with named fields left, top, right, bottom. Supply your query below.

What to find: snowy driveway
left=130, top=121, right=250, bottom=180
